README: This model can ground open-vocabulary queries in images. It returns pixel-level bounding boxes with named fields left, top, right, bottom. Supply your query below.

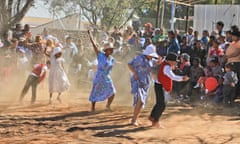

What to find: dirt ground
left=0, top=81, right=240, bottom=144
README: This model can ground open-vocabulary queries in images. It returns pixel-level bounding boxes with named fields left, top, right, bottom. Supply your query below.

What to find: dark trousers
left=20, top=75, right=39, bottom=103
left=223, top=85, right=235, bottom=105
left=232, top=62, right=240, bottom=97
left=150, top=83, right=166, bottom=122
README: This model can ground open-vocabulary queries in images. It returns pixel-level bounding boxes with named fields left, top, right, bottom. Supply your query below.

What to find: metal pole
left=156, top=0, right=162, bottom=28
left=185, top=6, right=189, bottom=33
left=170, top=0, right=175, bottom=30
left=160, top=0, right=165, bottom=28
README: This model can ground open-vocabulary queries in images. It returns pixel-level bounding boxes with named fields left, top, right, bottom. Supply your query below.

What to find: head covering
left=53, top=47, right=62, bottom=56
left=231, top=31, right=240, bottom=37
left=144, top=22, right=153, bottom=28
left=102, top=42, right=114, bottom=51
left=166, top=53, right=178, bottom=61
left=210, top=56, right=219, bottom=63
left=181, top=53, right=190, bottom=61
left=142, top=44, right=158, bottom=58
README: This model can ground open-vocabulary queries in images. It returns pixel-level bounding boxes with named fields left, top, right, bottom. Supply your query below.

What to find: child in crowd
left=223, top=63, right=238, bottom=106
left=19, top=61, right=50, bottom=104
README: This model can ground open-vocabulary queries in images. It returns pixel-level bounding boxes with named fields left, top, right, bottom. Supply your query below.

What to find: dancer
left=48, top=47, right=70, bottom=104
left=87, top=30, right=116, bottom=112
left=19, top=60, right=50, bottom=104
left=128, top=44, right=159, bottom=126
left=149, top=53, right=189, bottom=128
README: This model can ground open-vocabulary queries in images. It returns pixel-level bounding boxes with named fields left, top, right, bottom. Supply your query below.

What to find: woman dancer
left=87, top=30, right=116, bottom=112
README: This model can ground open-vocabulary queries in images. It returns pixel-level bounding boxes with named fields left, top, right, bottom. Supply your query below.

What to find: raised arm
left=87, top=30, right=99, bottom=55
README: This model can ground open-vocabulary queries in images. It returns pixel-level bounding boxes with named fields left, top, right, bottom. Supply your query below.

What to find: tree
left=0, top=0, right=35, bottom=37
left=45, top=0, right=149, bottom=30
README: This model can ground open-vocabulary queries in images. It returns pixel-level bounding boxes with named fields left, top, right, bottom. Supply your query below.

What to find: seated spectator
left=189, top=40, right=207, bottom=67
left=189, top=57, right=205, bottom=99
left=173, top=53, right=191, bottom=100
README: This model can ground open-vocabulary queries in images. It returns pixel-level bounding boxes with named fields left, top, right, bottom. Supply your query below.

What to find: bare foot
left=152, top=122, right=165, bottom=129
left=131, top=119, right=139, bottom=127
left=57, top=97, right=62, bottom=104
left=49, top=99, right=52, bottom=104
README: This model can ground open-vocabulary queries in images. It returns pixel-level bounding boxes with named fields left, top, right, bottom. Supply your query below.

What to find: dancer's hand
left=182, top=76, right=189, bottom=81
left=134, top=73, right=138, bottom=80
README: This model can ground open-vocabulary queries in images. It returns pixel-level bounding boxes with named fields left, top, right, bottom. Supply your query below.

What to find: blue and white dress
left=89, top=51, right=116, bottom=102
left=128, top=54, right=152, bottom=107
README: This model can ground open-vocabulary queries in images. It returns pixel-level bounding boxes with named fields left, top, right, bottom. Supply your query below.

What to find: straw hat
left=102, top=42, right=115, bottom=51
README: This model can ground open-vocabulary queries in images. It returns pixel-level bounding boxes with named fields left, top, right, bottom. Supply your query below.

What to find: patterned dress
left=128, top=54, right=152, bottom=107
left=89, top=52, right=116, bottom=102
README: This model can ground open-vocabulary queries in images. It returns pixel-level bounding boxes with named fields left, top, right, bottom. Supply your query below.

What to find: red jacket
left=158, top=61, right=172, bottom=92
left=32, top=64, right=46, bottom=83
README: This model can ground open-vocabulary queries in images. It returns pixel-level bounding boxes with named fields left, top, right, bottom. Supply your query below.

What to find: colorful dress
left=128, top=54, right=152, bottom=107
left=89, top=51, right=116, bottom=102
left=48, top=54, right=70, bottom=93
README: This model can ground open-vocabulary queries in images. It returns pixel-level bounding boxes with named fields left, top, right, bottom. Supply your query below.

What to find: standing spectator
left=189, top=31, right=199, bottom=48
left=42, top=28, right=58, bottom=43
left=167, top=30, right=180, bottom=55
left=225, top=27, right=240, bottom=98
left=186, top=27, right=194, bottom=46
left=143, top=22, right=153, bottom=39
left=87, top=30, right=116, bottom=112
left=190, top=40, right=207, bottom=67
left=111, top=26, right=122, bottom=41
left=62, top=36, right=78, bottom=74
left=180, top=36, right=191, bottom=55
left=12, top=23, right=24, bottom=40
left=223, top=63, right=238, bottom=106
left=30, top=35, right=45, bottom=66
left=201, top=30, right=209, bottom=49
left=216, top=21, right=225, bottom=36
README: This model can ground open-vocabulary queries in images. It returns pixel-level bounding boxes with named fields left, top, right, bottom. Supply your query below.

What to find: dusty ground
left=0, top=83, right=240, bottom=144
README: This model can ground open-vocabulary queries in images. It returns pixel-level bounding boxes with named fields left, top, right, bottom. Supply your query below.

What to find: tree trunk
left=0, top=0, right=34, bottom=38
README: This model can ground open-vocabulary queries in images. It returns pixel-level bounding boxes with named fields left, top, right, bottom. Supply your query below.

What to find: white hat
left=142, top=44, right=158, bottom=58
left=53, top=47, right=62, bottom=56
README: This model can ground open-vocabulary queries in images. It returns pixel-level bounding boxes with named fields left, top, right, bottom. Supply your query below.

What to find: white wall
left=194, top=5, right=240, bottom=36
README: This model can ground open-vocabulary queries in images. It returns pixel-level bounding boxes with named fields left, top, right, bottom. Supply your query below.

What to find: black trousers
left=223, top=85, right=235, bottom=105
left=232, top=62, right=240, bottom=97
left=150, top=83, right=166, bottom=122
left=20, top=75, right=39, bottom=103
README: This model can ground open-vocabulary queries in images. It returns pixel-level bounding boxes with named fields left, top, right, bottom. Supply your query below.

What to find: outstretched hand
left=182, top=76, right=189, bottom=81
